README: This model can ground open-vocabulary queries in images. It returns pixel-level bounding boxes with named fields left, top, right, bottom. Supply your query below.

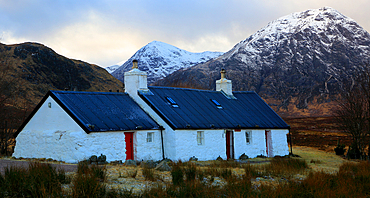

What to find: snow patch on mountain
left=105, top=65, right=120, bottom=73
left=111, top=41, right=223, bottom=83
left=223, top=6, right=369, bottom=67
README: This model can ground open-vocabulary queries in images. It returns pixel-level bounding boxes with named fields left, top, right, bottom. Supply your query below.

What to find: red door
left=265, top=130, right=273, bottom=157
left=125, top=132, right=134, bottom=160
left=226, top=130, right=234, bottom=159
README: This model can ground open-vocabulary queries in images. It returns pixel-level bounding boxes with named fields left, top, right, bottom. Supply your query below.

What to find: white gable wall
left=270, top=129, right=289, bottom=156
left=22, top=96, right=82, bottom=132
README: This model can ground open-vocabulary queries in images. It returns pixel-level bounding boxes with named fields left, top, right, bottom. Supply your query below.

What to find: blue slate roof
left=139, top=86, right=289, bottom=130
left=16, top=91, right=160, bottom=134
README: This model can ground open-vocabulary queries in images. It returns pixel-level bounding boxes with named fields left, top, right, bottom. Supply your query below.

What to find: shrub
left=334, top=144, right=346, bottom=155
left=184, top=163, right=197, bottom=182
left=244, top=163, right=260, bottom=178
left=0, top=162, right=69, bottom=197
left=142, top=165, right=155, bottom=181
left=171, top=163, right=184, bottom=186
left=71, top=172, right=106, bottom=198
left=220, top=168, right=233, bottom=180
left=347, top=142, right=362, bottom=159
left=71, top=161, right=107, bottom=198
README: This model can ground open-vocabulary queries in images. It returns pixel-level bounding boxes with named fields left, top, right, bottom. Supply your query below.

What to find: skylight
left=166, top=96, right=179, bottom=107
left=211, top=99, right=223, bottom=109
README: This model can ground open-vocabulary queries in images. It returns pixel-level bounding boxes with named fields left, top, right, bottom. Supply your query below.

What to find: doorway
left=226, top=130, right=234, bottom=159
left=124, top=132, right=134, bottom=160
left=265, top=130, right=273, bottom=157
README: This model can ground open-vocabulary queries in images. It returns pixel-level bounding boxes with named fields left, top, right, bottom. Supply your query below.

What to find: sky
left=0, top=0, right=369, bottom=67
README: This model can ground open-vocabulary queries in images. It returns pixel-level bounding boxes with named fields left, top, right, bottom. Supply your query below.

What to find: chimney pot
left=132, top=59, right=138, bottom=69
left=220, top=69, right=226, bottom=80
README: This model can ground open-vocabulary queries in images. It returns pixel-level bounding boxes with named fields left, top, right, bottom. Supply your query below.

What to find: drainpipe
left=288, top=126, right=293, bottom=155
left=159, top=126, right=165, bottom=160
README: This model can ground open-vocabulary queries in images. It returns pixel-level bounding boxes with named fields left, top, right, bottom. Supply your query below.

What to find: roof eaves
left=14, top=91, right=53, bottom=138
left=49, top=91, right=93, bottom=134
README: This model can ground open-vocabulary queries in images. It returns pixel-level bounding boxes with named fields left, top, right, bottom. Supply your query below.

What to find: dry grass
left=0, top=147, right=367, bottom=197
left=292, top=146, right=355, bottom=173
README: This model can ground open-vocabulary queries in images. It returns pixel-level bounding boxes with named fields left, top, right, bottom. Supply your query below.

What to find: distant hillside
left=0, top=42, right=122, bottom=106
left=154, top=7, right=370, bottom=117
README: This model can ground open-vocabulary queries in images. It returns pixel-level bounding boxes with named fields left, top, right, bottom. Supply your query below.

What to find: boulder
left=155, top=160, right=172, bottom=171
left=125, top=159, right=137, bottom=166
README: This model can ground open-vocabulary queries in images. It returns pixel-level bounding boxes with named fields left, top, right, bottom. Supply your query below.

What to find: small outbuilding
left=13, top=60, right=290, bottom=163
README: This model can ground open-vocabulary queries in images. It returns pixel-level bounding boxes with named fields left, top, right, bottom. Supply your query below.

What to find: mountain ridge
left=154, top=7, right=370, bottom=117
left=110, top=41, right=223, bottom=84
left=0, top=42, right=122, bottom=106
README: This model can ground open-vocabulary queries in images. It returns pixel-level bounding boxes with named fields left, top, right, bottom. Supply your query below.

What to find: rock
left=110, top=160, right=123, bottom=165
left=97, top=154, right=107, bottom=165
left=239, top=153, right=249, bottom=160
left=155, top=160, right=172, bottom=171
left=189, top=156, right=198, bottom=161
left=89, top=155, right=98, bottom=164
left=141, top=160, right=157, bottom=169
left=125, top=160, right=137, bottom=166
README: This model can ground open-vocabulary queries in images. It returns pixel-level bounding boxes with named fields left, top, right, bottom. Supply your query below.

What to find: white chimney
left=216, top=69, right=233, bottom=96
left=124, top=60, right=149, bottom=96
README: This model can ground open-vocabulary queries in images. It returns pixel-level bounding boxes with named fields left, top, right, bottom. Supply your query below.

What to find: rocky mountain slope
left=111, top=41, right=223, bottom=84
left=0, top=42, right=122, bottom=106
left=155, top=7, right=370, bottom=117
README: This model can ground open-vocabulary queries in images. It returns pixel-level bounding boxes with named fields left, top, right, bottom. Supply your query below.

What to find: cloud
left=0, top=0, right=369, bottom=66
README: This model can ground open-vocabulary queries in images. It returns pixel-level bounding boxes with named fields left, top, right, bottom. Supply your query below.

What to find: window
left=147, top=132, right=154, bottom=142
left=245, top=131, right=251, bottom=144
left=197, top=131, right=204, bottom=145
left=166, top=96, right=179, bottom=107
left=211, top=99, right=223, bottom=109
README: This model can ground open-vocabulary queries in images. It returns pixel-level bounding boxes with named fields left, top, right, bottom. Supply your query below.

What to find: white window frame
left=245, top=131, right=251, bottom=144
left=147, top=132, right=154, bottom=143
left=197, top=131, right=204, bottom=145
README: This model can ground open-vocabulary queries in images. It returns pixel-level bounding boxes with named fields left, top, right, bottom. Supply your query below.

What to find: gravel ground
left=0, top=158, right=78, bottom=175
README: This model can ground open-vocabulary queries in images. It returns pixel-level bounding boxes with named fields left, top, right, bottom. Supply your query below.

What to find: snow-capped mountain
left=155, top=7, right=370, bottom=116
left=111, top=41, right=223, bottom=84
left=105, top=65, right=120, bottom=73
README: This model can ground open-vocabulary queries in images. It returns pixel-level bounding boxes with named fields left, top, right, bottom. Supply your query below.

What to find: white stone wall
left=128, top=94, right=177, bottom=160
left=13, top=96, right=164, bottom=163
left=174, top=130, right=226, bottom=161
left=271, top=129, right=289, bottom=156
left=234, top=130, right=267, bottom=159
left=135, top=130, right=163, bottom=161
left=14, top=129, right=128, bottom=163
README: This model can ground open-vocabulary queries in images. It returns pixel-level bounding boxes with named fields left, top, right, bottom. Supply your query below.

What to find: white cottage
left=13, top=60, right=290, bottom=163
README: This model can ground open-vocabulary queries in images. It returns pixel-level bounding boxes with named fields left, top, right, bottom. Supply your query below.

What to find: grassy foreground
left=0, top=147, right=368, bottom=197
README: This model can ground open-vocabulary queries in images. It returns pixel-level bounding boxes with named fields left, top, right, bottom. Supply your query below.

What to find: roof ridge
left=50, top=90, right=127, bottom=95
left=148, top=86, right=219, bottom=93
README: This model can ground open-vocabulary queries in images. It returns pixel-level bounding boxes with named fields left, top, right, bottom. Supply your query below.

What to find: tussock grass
left=0, top=162, right=70, bottom=197
left=262, top=157, right=308, bottom=177
left=71, top=161, right=107, bottom=198
left=142, top=165, right=155, bottom=181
